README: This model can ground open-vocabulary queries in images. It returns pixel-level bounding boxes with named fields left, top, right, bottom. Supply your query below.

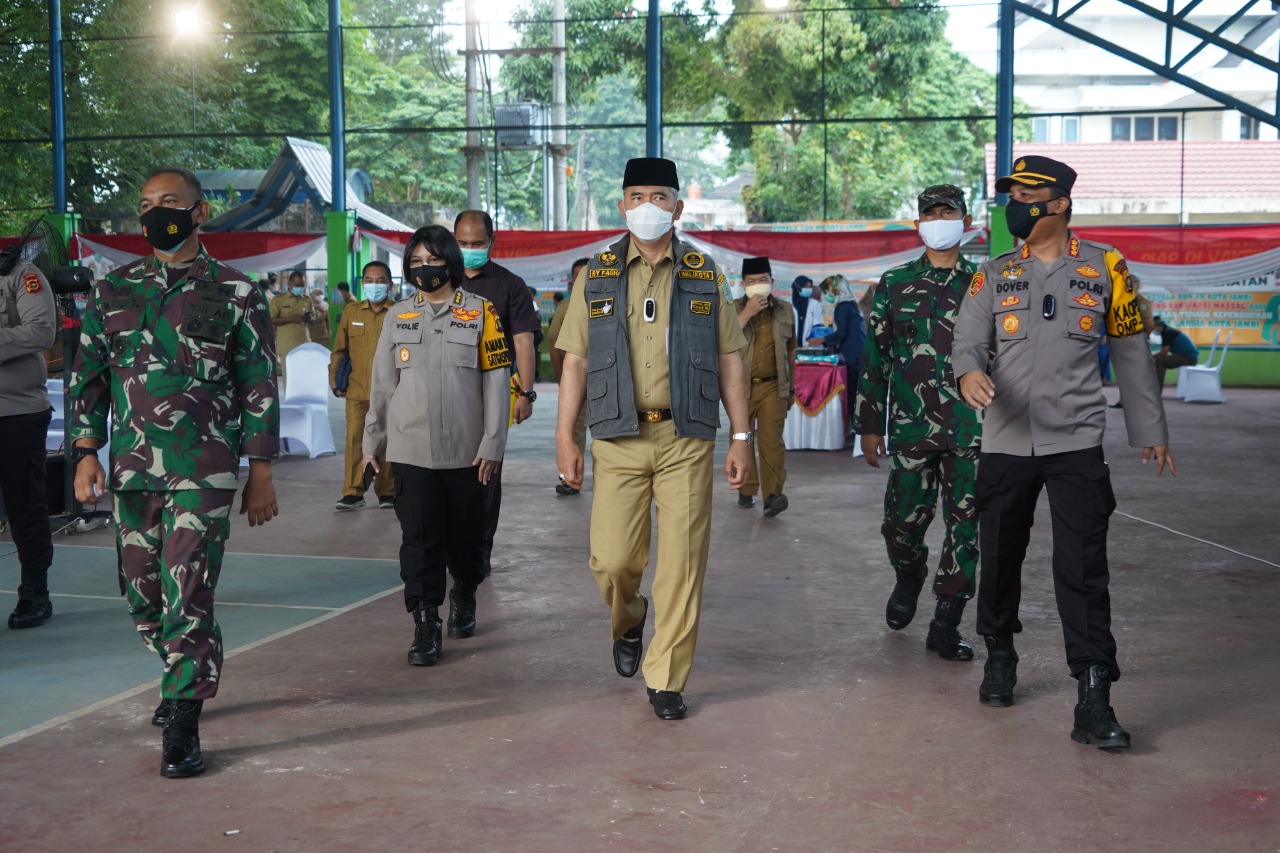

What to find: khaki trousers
left=343, top=397, right=394, bottom=497
left=742, top=379, right=788, bottom=498
left=588, top=421, right=714, bottom=693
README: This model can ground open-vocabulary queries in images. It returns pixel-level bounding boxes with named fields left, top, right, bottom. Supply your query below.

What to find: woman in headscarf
left=790, top=275, right=823, bottom=343
left=814, top=275, right=866, bottom=394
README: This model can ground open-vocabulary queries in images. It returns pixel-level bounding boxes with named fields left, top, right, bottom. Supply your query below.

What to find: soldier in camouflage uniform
left=853, top=185, right=982, bottom=662
left=70, top=167, right=280, bottom=779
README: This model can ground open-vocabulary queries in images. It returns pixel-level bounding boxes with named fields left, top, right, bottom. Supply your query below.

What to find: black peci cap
left=741, top=256, right=771, bottom=277
left=995, top=155, right=1078, bottom=194
left=623, top=157, right=680, bottom=191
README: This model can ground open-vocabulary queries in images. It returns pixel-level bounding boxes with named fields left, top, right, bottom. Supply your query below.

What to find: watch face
left=523, top=390, right=537, bottom=402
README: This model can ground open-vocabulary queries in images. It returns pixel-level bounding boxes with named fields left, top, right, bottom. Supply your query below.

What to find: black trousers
left=0, top=409, right=54, bottom=591
left=974, top=447, right=1120, bottom=680
left=480, top=465, right=501, bottom=563
left=392, top=462, right=486, bottom=612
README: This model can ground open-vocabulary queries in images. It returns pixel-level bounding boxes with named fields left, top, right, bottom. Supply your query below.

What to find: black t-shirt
left=462, top=261, right=540, bottom=358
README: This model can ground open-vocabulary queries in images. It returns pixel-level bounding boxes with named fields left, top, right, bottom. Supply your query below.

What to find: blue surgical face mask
left=290, top=286, right=305, bottom=297
left=365, top=283, right=389, bottom=303
left=799, top=287, right=813, bottom=298
left=460, top=246, right=490, bottom=271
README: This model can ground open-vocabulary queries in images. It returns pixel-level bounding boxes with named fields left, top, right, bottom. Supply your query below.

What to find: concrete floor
left=1, top=386, right=1277, bottom=851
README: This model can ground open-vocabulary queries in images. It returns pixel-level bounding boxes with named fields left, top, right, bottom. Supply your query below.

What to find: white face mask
left=625, top=202, right=674, bottom=242
left=745, top=283, right=772, bottom=298
left=918, top=218, right=965, bottom=251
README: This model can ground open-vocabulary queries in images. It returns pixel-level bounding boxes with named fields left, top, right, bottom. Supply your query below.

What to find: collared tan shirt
left=270, top=292, right=312, bottom=354
left=329, top=299, right=391, bottom=401
left=557, top=240, right=744, bottom=409
left=364, top=289, right=511, bottom=469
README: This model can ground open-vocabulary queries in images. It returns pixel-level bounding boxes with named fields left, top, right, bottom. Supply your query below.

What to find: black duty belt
left=752, top=375, right=778, bottom=384
left=637, top=409, right=673, bottom=423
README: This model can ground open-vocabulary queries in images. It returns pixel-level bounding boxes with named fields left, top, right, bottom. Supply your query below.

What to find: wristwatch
left=72, top=445, right=99, bottom=464
left=519, top=388, right=538, bottom=402
left=730, top=431, right=755, bottom=444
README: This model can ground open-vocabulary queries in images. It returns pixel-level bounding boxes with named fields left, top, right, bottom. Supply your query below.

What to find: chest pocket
left=995, top=305, right=1029, bottom=344
left=443, top=318, right=480, bottom=369
left=890, top=294, right=932, bottom=348
left=390, top=318, right=424, bottom=370
left=1066, top=301, right=1105, bottom=340
left=178, top=293, right=236, bottom=383
left=104, top=310, right=144, bottom=369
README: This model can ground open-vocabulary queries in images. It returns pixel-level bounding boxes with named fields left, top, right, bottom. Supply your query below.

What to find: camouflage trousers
left=882, top=448, right=979, bottom=599
left=113, top=489, right=235, bottom=700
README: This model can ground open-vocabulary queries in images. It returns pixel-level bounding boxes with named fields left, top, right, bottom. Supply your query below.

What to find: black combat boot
left=925, top=596, right=974, bottom=661
left=407, top=603, right=442, bottom=666
left=447, top=585, right=477, bottom=639
left=152, top=698, right=171, bottom=728
left=1070, top=664, right=1131, bottom=749
left=978, top=635, right=1018, bottom=707
left=885, top=566, right=928, bottom=630
left=161, top=699, right=205, bottom=778
left=8, top=585, right=52, bottom=629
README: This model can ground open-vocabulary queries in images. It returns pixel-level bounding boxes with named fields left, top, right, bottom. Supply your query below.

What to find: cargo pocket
left=585, top=347, right=619, bottom=426
left=688, top=346, right=721, bottom=427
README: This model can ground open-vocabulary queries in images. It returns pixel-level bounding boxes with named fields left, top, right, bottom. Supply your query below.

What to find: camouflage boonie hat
left=918, top=184, right=967, bottom=214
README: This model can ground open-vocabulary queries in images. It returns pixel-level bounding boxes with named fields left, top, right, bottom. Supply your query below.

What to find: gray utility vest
left=583, top=234, right=723, bottom=441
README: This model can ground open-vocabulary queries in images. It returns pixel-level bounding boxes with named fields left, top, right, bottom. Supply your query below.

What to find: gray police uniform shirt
left=0, top=262, right=57, bottom=417
left=952, top=236, right=1167, bottom=456
left=364, top=288, right=512, bottom=469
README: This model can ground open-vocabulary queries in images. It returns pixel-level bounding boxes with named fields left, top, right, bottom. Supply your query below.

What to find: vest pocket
left=688, top=346, right=721, bottom=427
left=1066, top=306, right=1103, bottom=340
left=585, top=347, right=619, bottom=426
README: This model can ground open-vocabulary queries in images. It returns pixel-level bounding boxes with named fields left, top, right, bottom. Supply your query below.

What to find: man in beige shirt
left=269, top=270, right=312, bottom=386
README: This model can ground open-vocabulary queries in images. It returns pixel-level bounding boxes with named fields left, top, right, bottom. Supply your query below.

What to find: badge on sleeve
left=969, top=272, right=986, bottom=298
left=23, top=273, right=42, bottom=294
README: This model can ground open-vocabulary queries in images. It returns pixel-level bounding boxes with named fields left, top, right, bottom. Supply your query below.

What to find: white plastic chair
left=1182, top=330, right=1232, bottom=404
left=279, top=342, right=337, bottom=457
left=1175, top=329, right=1219, bottom=399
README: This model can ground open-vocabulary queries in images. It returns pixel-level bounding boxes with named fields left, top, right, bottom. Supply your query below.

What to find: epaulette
left=1077, top=238, right=1118, bottom=254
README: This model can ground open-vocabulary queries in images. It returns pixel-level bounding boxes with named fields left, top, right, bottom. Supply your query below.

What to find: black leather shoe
left=447, top=586, right=477, bottom=639
left=555, top=482, right=580, bottom=495
left=925, top=596, right=974, bottom=661
left=160, top=700, right=205, bottom=778
left=613, top=595, right=648, bottom=678
left=979, top=635, right=1018, bottom=707
left=408, top=604, right=442, bottom=666
left=737, top=493, right=755, bottom=508
left=762, top=494, right=789, bottom=518
left=1071, top=664, right=1131, bottom=749
left=885, top=567, right=928, bottom=630
left=646, top=688, right=687, bottom=720
left=8, top=586, right=52, bottom=629
left=151, top=698, right=171, bottom=728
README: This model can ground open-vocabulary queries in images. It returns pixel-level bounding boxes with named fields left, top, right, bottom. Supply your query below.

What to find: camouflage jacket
left=853, top=253, right=981, bottom=453
left=70, top=243, right=280, bottom=491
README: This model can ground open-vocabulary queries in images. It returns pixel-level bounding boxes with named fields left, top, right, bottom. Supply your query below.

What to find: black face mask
left=1005, top=197, right=1062, bottom=240
left=407, top=263, right=450, bottom=293
left=140, top=201, right=199, bottom=252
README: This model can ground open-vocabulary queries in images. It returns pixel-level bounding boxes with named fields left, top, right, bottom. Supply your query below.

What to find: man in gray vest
left=554, top=157, right=751, bottom=720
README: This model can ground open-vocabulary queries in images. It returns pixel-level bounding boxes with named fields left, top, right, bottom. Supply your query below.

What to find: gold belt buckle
left=639, top=409, right=662, bottom=423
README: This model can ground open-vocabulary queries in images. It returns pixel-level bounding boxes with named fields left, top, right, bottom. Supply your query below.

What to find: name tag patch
left=589, top=268, right=620, bottom=278
left=589, top=298, right=615, bottom=318
left=678, top=270, right=715, bottom=280
left=690, top=300, right=712, bottom=315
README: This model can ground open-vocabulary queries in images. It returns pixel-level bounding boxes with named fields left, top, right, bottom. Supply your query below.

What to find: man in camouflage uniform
left=70, top=167, right=280, bottom=778
left=853, top=185, right=981, bottom=662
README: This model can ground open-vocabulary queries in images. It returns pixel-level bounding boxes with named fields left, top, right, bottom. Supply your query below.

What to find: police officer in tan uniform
left=555, top=157, right=751, bottom=721
left=733, top=256, right=796, bottom=517
left=954, top=155, right=1174, bottom=749
left=330, top=261, right=396, bottom=510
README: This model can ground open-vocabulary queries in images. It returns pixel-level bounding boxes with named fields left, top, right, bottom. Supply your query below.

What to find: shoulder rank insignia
left=452, top=289, right=464, bottom=305
left=396, top=311, right=422, bottom=320
left=682, top=252, right=705, bottom=270
left=23, top=273, right=42, bottom=294
left=1068, top=238, right=1080, bottom=258
left=1000, top=295, right=1021, bottom=307
left=969, top=272, right=986, bottom=297
left=1019, top=243, right=1031, bottom=260
left=599, top=251, right=618, bottom=267
left=1074, top=265, right=1101, bottom=278
left=1073, top=292, right=1101, bottom=308
left=415, top=292, right=425, bottom=305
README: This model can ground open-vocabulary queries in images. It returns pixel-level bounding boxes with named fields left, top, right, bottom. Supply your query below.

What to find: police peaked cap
left=741, top=257, right=771, bottom=277
left=995, top=155, right=1078, bottom=194
left=623, top=157, right=680, bottom=190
